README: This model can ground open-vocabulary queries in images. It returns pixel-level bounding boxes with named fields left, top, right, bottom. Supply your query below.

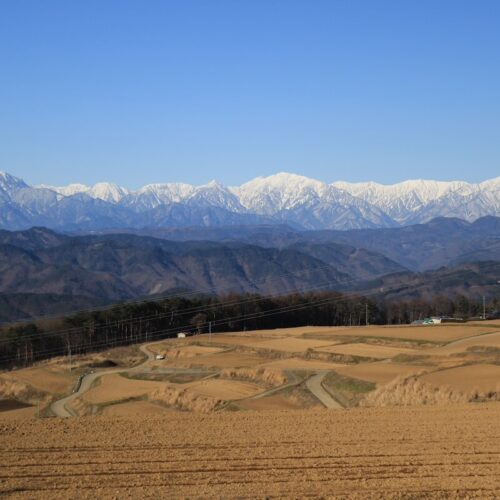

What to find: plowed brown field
left=1, top=404, right=499, bottom=498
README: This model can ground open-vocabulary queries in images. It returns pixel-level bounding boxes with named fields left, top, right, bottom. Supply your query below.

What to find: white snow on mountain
left=333, top=178, right=499, bottom=224
left=122, top=183, right=197, bottom=211
left=0, top=171, right=28, bottom=193
left=233, top=173, right=330, bottom=213
left=1, top=170, right=499, bottom=230
left=42, top=182, right=130, bottom=203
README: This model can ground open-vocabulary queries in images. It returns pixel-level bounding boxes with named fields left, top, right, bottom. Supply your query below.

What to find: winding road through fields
left=50, top=339, right=344, bottom=416
left=50, top=343, right=157, bottom=417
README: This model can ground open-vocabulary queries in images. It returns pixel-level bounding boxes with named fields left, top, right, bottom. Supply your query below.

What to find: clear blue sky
left=1, top=0, right=499, bottom=188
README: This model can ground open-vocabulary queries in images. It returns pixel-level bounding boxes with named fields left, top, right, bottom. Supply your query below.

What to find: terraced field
left=1, top=322, right=500, bottom=418
left=1, top=404, right=499, bottom=497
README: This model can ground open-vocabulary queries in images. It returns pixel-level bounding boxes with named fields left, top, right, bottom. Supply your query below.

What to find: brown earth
left=315, top=343, right=419, bottom=358
left=0, top=404, right=499, bottom=498
left=101, top=400, right=175, bottom=417
left=81, top=373, right=165, bottom=405
left=260, top=357, right=349, bottom=370
left=239, top=337, right=337, bottom=352
left=186, top=378, right=262, bottom=400
left=419, top=363, right=500, bottom=393
left=0, top=366, right=75, bottom=395
left=2, top=322, right=500, bottom=417
left=334, top=362, right=428, bottom=384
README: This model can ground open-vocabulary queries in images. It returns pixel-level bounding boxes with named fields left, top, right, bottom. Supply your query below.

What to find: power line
left=0, top=282, right=399, bottom=366
left=0, top=268, right=387, bottom=346
left=0, top=258, right=352, bottom=326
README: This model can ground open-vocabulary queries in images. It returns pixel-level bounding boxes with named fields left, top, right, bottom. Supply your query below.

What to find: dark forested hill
left=0, top=221, right=498, bottom=322
left=0, top=228, right=350, bottom=311
left=115, top=216, right=500, bottom=271
left=351, top=261, right=500, bottom=303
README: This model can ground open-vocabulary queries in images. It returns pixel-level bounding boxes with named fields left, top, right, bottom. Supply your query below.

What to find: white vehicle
left=155, top=354, right=165, bottom=360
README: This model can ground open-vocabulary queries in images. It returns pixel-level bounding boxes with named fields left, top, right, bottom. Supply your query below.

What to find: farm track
left=49, top=342, right=162, bottom=417
left=306, top=370, right=344, bottom=409
left=1, top=404, right=499, bottom=497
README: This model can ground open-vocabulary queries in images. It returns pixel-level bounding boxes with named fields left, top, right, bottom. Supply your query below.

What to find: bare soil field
left=167, top=351, right=267, bottom=369
left=335, top=362, right=428, bottom=384
left=315, top=343, right=419, bottom=358
left=186, top=378, right=262, bottom=400
left=101, top=400, right=175, bottom=417
left=82, top=373, right=164, bottom=405
left=1, top=404, right=499, bottom=498
left=260, top=357, right=348, bottom=370
left=0, top=365, right=75, bottom=396
left=420, top=363, right=500, bottom=393
left=428, top=331, right=500, bottom=355
left=308, top=324, right=496, bottom=342
left=162, top=344, right=226, bottom=358
left=241, top=336, right=337, bottom=352
left=0, top=404, right=35, bottom=421
left=237, top=393, right=306, bottom=410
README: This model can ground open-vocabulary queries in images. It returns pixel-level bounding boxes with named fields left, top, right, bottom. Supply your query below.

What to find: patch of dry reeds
left=150, top=386, right=222, bottom=413
left=361, top=375, right=500, bottom=407
left=220, top=367, right=287, bottom=387
left=0, top=377, right=47, bottom=405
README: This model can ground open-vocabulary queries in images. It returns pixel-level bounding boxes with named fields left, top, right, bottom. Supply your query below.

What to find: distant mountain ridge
left=0, top=223, right=497, bottom=322
left=87, top=216, right=500, bottom=272
left=0, top=170, right=498, bottom=231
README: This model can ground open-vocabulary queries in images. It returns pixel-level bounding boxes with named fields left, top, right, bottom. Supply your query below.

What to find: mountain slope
left=0, top=170, right=498, bottom=231
left=0, top=229, right=349, bottom=303
left=300, top=216, right=500, bottom=271
left=356, top=261, right=500, bottom=303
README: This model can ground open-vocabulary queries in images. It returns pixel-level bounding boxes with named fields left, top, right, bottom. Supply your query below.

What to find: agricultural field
left=1, top=404, right=499, bottom=497
left=1, top=322, right=500, bottom=418
left=1, top=322, right=500, bottom=497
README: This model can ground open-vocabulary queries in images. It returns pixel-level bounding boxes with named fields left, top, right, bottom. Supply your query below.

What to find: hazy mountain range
left=0, top=216, right=498, bottom=321
left=0, top=171, right=498, bottom=231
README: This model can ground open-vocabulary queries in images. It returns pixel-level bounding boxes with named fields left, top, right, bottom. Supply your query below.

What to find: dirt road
left=50, top=342, right=159, bottom=417
left=306, top=370, right=343, bottom=409
left=2, top=404, right=499, bottom=497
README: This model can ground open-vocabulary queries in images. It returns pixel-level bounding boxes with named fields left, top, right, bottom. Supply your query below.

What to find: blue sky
left=1, top=0, right=499, bottom=188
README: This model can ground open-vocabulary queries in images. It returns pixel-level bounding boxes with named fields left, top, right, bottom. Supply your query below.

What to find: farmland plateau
left=1, top=322, right=500, bottom=497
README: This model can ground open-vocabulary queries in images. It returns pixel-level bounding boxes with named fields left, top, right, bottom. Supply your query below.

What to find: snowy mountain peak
left=42, top=182, right=129, bottom=202
left=0, top=170, right=498, bottom=231
left=88, top=183, right=130, bottom=203
left=0, top=171, right=29, bottom=192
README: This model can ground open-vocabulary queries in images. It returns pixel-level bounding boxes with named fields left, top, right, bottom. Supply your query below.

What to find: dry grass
left=0, top=366, right=75, bottom=396
left=322, top=372, right=376, bottom=407
left=150, top=385, right=222, bottom=412
left=361, top=374, right=468, bottom=407
left=0, top=377, right=48, bottom=406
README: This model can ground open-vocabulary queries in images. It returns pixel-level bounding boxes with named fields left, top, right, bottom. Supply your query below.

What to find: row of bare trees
left=0, top=292, right=497, bottom=369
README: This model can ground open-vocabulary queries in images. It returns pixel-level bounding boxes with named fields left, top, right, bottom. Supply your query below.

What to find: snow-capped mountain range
left=0, top=170, right=498, bottom=231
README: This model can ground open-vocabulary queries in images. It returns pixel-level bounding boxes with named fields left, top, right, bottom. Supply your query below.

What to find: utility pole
left=483, top=295, right=486, bottom=320
left=209, top=321, right=212, bottom=342
left=365, top=303, right=369, bottom=326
